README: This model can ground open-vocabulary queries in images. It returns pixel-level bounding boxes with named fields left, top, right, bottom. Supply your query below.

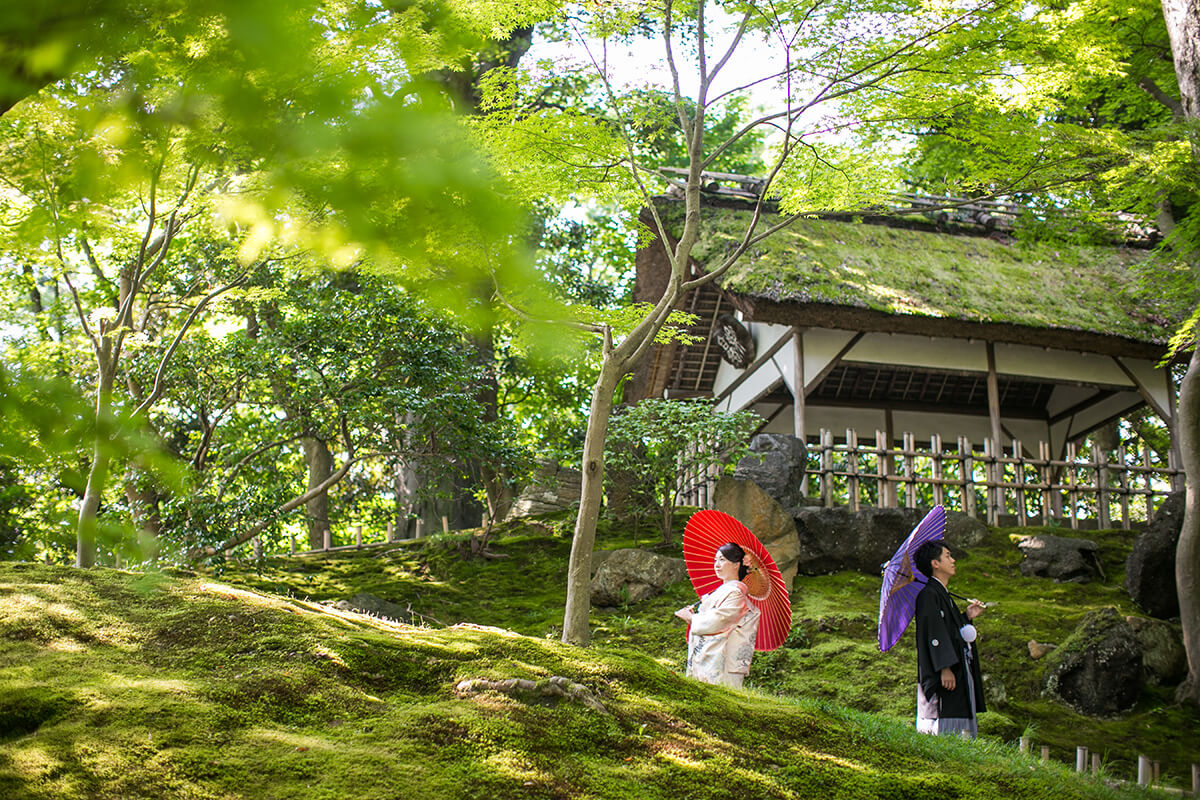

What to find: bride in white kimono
left=675, top=542, right=761, bottom=688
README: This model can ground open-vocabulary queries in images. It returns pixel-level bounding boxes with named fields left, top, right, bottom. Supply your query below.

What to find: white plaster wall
left=800, top=329, right=861, bottom=392
left=1114, top=356, right=1174, bottom=417
left=844, top=333, right=986, bottom=372
left=994, top=344, right=1131, bottom=386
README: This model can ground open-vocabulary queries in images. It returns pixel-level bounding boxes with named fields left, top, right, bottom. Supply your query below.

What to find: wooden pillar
left=793, top=329, right=809, bottom=497
left=985, top=342, right=1004, bottom=455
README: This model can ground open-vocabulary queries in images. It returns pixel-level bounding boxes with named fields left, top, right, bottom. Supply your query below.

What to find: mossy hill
left=669, top=205, right=1192, bottom=344
left=1, top=514, right=1196, bottom=799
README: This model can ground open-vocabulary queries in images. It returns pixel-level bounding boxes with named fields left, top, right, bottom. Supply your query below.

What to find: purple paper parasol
left=877, top=505, right=946, bottom=652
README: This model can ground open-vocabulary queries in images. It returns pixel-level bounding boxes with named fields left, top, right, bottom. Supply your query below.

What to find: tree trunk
left=561, top=362, right=621, bottom=645
left=303, top=437, right=333, bottom=550
left=1161, top=0, right=1200, bottom=705
left=77, top=348, right=116, bottom=568
left=1175, top=348, right=1200, bottom=704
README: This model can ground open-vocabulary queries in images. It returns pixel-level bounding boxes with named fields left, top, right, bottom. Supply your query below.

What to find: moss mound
left=0, top=557, right=1158, bottom=800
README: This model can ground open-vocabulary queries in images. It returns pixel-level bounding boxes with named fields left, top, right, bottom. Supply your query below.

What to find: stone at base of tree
left=732, top=434, right=807, bottom=510
left=332, top=593, right=414, bottom=624
left=1028, top=640, right=1057, bottom=660
left=1016, top=534, right=1102, bottom=582
left=1125, top=491, right=1184, bottom=619
left=1125, top=616, right=1187, bottom=687
left=589, top=548, right=687, bottom=607
left=711, top=476, right=800, bottom=591
left=789, top=506, right=987, bottom=576
left=506, top=461, right=582, bottom=519
left=1043, top=608, right=1143, bottom=717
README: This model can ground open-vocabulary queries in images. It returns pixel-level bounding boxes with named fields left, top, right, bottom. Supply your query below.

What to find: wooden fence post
left=1118, top=440, right=1131, bottom=529
left=1039, top=440, right=1053, bottom=525
left=387, top=521, right=395, bottom=542
left=1014, top=439, right=1027, bottom=527
left=961, top=436, right=977, bottom=519
left=984, top=438, right=999, bottom=526
left=822, top=429, right=835, bottom=508
left=323, top=527, right=332, bottom=551
left=931, top=433, right=945, bottom=508
left=903, top=432, right=916, bottom=509
left=1091, top=752, right=1101, bottom=774
left=354, top=525, right=363, bottom=548
left=1066, top=441, right=1079, bottom=530
left=1143, top=441, right=1155, bottom=523
left=1040, top=745, right=1050, bottom=761
left=876, top=430, right=891, bottom=508
left=846, top=429, right=860, bottom=512
left=1096, top=448, right=1111, bottom=529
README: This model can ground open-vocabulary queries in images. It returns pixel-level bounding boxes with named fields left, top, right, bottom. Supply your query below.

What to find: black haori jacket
left=915, top=578, right=986, bottom=718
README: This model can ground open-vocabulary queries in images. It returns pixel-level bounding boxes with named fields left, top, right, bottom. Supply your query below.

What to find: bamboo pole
left=1076, top=746, right=1088, bottom=773
left=1119, top=440, right=1131, bottom=529
left=1067, top=441, right=1079, bottom=530
left=876, top=430, right=891, bottom=508
left=1144, top=441, right=1155, bottom=522
left=1096, top=447, right=1111, bottom=529
left=1138, top=755, right=1150, bottom=785
left=984, top=438, right=999, bottom=526
left=1039, top=440, right=1053, bottom=525
left=354, top=525, right=363, bottom=548
left=1091, top=753, right=1101, bottom=775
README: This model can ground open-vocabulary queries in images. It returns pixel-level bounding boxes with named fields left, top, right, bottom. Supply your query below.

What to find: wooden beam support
left=792, top=328, right=807, bottom=443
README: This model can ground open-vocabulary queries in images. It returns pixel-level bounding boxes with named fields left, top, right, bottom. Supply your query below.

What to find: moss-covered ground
left=1, top=512, right=1196, bottom=798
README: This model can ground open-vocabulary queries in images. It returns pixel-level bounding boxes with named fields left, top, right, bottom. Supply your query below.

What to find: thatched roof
left=653, top=202, right=1193, bottom=355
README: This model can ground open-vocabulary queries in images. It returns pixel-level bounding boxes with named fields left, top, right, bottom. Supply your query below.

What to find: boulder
left=590, top=548, right=687, bottom=607
left=1043, top=608, right=1143, bottom=716
left=507, top=461, right=582, bottom=519
left=789, top=505, right=987, bottom=576
left=982, top=673, right=1007, bottom=709
left=334, top=593, right=413, bottom=623
left=1028, top=641, right=1057, bottom=660
left=1016, top=535, right=1102, bottom=583
left=1125, top=616, right=1187, bottom=687
left=1125, top=491, right=1184, bottom=619
left=732, top=434, right=807, bottom=510
left=712, top=477, right=801, bottom=591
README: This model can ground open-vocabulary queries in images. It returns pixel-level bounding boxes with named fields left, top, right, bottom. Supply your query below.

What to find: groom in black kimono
left=913, top=541, right=986, bottom=738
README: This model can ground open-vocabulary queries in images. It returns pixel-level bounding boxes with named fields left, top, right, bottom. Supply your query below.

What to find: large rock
left=507, top=461, right=582, bottom=519
left=712, top=477, right=801, bottom=590
left=1126, top=491, right=1184, bottom=618
left=790, top=506, right=987, bottom=576
left=590, top=549, right=687, bottom=607
left=1043, top=608, right=1143, bottom=716
left=732, top=434, right=807, bottom=510
left=1016, top=535, right=1102, bottom=583
left=1126, top=616, right=1187, bottom=687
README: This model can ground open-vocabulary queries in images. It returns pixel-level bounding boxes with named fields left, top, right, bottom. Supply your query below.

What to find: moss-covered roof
left=671, top=205, right=1193, bottom=347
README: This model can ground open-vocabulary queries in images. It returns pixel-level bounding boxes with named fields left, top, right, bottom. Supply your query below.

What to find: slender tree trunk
left=77, top=348, right=116, bottom=567
left=303, top=437, right=333, bottom=550
left=1175, top=349, right=1200, bottom=704
left=1161, top=0, right=1200, bottom=705
left=561, top=363, right=621, bottom=645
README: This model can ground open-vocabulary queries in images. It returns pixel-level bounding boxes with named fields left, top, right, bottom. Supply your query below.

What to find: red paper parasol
left=682, top=509, right=791, bottom=651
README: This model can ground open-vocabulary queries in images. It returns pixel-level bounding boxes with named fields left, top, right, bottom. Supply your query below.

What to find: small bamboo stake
left=441, top=515, right=450, bottom=534
left=1091, top=753, right=1101, bottom=774
left=846, top=428, right=860, bottom=512
left=354, top=525, right=362, bottom=548
left=1019, top=737, right=1030, bottom=754
left=1076, top=746, right=1088, bottom=773
left=323, top=527, right=332, bottom=551
left=1153, top=761, right=1160, bottom=784
left=387, top=520, right=395, bottom=542
left=1138, top=755, right=1150, bottom=786
left=289, top=534, right=296, bottom=555
left=1191, top=763, right=1198, bottom=796
left=1041, top=745, right=1050, bottom=761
